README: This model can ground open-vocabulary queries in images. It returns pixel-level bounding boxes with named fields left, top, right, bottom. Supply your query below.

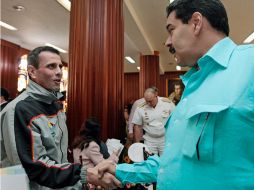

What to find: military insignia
left=161, top=97, right=172, bottom=103
left=138, top=102, right=147, bottom=108
left=163, top=110, right=169, bottom=114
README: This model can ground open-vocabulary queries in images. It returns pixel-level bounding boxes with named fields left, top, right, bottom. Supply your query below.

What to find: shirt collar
left=180, top=66, right=197, bottom=87
left=198, top=37, right=236, bottom=68
left=180, top=37, right=236, bottom=86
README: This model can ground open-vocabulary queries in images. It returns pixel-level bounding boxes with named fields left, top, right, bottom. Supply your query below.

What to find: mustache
left=169, top=46, right=176, bottom=54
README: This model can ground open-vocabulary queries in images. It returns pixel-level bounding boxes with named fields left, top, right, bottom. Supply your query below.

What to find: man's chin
left=52, top=86, right=60, bottom=92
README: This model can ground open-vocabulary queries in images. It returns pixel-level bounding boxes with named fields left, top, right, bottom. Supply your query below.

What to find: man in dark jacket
left=0, top=46, right=120, bottom=190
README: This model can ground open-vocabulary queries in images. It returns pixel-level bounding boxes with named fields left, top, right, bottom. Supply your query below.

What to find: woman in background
left=72, top=117, right=118, bottom=169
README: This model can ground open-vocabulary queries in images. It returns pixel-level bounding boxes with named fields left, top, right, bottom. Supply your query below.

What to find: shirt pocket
left=182, top=105, right=229, bottom=162
left=161, top=110, right=170, bottom=118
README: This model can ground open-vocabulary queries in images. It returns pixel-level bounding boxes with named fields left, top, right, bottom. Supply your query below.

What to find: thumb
left=98, top=165, right=108, bottom=178
left=98, top=162, right=116, bottom=178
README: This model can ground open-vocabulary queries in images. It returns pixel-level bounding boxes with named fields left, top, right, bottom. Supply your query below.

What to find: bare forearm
left=133, top=125, right=142, bottom=142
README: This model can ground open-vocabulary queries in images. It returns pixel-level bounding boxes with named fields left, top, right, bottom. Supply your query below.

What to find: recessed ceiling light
left=176, top=66, right=181, bottom=71
left=45, top=43, right=67, bottom=53
left=0, top=21, right=17, bottom=31
left=13, top=5, right=25, bottom=11
left=243, top=32, right=254, bottom=43
left=56, top=0, right=71, bottom=11
left=125, top=56, right=135, bottom=64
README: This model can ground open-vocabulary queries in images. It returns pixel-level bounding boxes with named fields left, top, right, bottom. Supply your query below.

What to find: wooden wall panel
left=123, top=71, right=186, bottom=104
left=0, top=40, right=20, bottom=98
left=68, top=0, right=124, bottom=143
left=139, top=55, right=160, bottom=97
left=124, top=73, right=139, bottom=105
left=0, top=40, right=29, bottom=99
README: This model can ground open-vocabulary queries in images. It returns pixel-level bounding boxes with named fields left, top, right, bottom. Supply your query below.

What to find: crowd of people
left=1, top=0, right=254, bottom=190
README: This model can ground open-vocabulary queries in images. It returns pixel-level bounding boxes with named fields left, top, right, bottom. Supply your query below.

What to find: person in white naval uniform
left=132, top=87, right=175, bottom=155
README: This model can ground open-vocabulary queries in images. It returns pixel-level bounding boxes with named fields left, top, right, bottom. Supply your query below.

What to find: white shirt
left=132, top=98, right=175, bottom=142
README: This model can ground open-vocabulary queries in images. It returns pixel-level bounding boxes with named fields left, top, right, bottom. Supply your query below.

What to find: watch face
left=128, top=143, right=150, bottom=162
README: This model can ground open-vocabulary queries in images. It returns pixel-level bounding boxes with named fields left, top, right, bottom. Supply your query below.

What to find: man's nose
left=165, top=35, right=172, bottom=47
left=165, top=36, right=175, bottom=54
left=56, top=66, right=62, bottom=76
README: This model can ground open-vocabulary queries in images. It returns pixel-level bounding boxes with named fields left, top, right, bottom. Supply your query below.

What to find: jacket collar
left=27, top=80, right=63, bottom=104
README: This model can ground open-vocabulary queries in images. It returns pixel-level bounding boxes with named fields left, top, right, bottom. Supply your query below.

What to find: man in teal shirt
left=97, top=0, right=254, bottom=189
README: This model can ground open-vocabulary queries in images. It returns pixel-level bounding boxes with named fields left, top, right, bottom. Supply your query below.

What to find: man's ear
left=27, top=65, right=37, bottom=80
left=191, top=12, right=203, bottom=35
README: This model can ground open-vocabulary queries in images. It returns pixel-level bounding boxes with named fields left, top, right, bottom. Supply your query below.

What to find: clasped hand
left=87, top=160, right=120, bottom=190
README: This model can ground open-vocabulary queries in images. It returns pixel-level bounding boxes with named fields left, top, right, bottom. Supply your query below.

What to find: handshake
left=86, top=160, right=120, bottom=190
left=85, top=142, right=153, bottom=189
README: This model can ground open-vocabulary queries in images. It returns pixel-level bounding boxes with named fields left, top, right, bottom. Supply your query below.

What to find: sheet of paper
left=106, top=138, right=124, bottom=156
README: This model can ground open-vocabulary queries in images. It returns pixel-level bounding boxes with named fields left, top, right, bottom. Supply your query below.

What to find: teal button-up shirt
left=116, top=37, right=254, bottom=189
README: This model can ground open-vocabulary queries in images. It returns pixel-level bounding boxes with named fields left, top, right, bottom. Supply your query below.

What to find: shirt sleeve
left=1, top=108, right=21, bottom=166
left=131, top=108, right=143, bottom=126
left=14, top=104, right=82, bottom=189
left=115, top=155, right=160, bottom=184
left=88, top=142, right=105, bottom=166
left=88, top=142, right=118, bottom=165
left=128, top=102, right=138, bottom=133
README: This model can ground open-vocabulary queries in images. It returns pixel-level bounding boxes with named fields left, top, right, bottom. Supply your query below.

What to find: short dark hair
left=27, top=46, right=60, bottom=68
left=174, top=81, right=182, bottom=86
left=166, top=0, right=229, bottom=36
left=0, top=88, right=10, bottom=101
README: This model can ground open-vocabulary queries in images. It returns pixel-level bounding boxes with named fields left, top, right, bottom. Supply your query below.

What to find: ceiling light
left=45, top=43, right=67, bottom=53
left=13, top=5, right=25, bottom=11
left=125, top=56, right=135, bottom=64
left=137, top=67, right=140, bottom=70
left=243, top=32, right=254, bottom=43
left=0, top=21, right=17, bottom=30
left=176, top=66, right=181, bottom=71
left=56, top=0, right=71, bottom=11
